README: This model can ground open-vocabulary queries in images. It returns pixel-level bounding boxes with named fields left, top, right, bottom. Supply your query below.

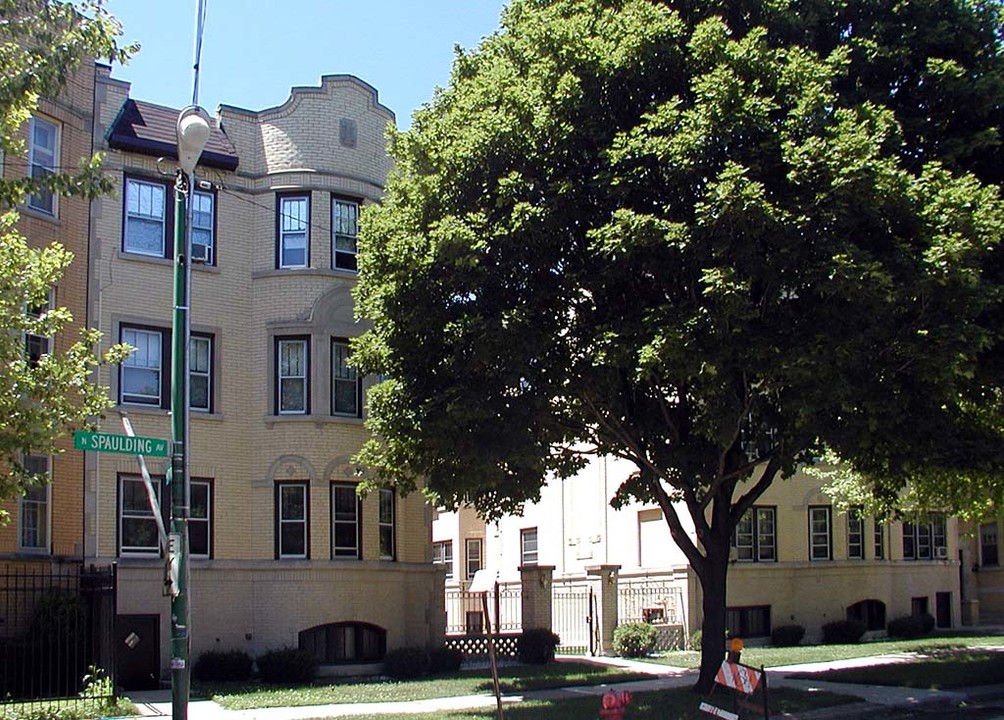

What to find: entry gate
left=552, top=582, right=596, bottom=655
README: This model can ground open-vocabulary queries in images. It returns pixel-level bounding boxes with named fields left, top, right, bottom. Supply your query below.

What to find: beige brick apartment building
left=82, top=67, right=443, bottom=686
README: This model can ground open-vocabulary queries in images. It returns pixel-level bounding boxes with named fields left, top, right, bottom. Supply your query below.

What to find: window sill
left=20, top=206, right=60, bottom=223
left=116, top=403, right=169, bottom=416
left=265, top=414, right=364, bottom=429
left=117, top=250, right=219, bottom=272
left=191, top=411, right=224, bottom=421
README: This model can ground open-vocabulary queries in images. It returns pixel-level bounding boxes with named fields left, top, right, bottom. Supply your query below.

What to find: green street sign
left=74, top=431, right=169, bottom=457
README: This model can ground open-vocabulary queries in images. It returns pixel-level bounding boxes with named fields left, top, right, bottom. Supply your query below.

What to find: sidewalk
left=127, top=653, right=1004, bottom=720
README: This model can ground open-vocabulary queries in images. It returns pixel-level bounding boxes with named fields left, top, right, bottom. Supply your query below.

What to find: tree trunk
left=694, top=544, right=729, bottom=693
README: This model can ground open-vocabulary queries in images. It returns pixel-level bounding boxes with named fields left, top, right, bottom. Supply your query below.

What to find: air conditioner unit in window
left=190, top=243, right=210, bottom=264
left=935, top=546, right=949, bottom=560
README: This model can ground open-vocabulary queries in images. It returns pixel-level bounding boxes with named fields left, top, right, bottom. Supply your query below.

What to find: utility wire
left=192, top=0, right=208, bottom=106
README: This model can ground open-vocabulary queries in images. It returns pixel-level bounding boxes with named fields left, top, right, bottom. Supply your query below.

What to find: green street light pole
left=170, top=106, right=210, bottom=720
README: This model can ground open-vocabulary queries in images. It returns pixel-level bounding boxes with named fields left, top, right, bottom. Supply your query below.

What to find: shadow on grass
left=787, top=648, right=1004, bottom=689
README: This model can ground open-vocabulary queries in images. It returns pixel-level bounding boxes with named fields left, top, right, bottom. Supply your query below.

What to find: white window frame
left=190, top=190, right=215, bottom=264
left=278, top=194, right=309, bottom=268
left=847, top=506, right=865, bottom=559
left=980, top=522, right=999, bottom=567
left=733, top=506, right=776, bottom=562
left=121, top=326, right=164, bottom=406
left=433, top=541, right=454, bottom=579
left=27, top=116, right=58, bottom=215
left=332, top=197, right=359, bottom=271
left=277, top=482, right=308, bottom=559
left=378, top=488, right=396, bottom=560
left=331, top=482, right=361, bottom=559
left=277, top=338, right=308, bottom=414
left=24, top=289, right=54, bottom=366
left=902, top=517, right=946, bottom=560
left=124, top=177, right=168, bottom=257
left=189, top=479, right=212, bottom=558
left=189, top=334, right=212, bottom=412
left=874, top=521, right=886, bottom=559
left=119, top=474, right=163, bottom=557
left=18, top=455, right=50, bottom=553
left=520, top=527, right=539, bottom=565
left=809, top=506, right=832, bottom=561
left=331, top=338, right=360, bottom=417
left=465, top=537, right=483, bottom=580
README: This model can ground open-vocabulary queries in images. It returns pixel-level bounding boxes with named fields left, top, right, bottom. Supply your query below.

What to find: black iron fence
left=0, top=564, right=116, bottom=710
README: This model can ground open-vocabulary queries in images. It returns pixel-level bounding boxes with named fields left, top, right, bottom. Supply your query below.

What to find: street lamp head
left=176, top=105, right=211, bottom=175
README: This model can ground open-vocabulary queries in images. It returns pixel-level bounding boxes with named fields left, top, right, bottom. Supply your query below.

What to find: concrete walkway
left=127, top=652, right=1004, bottom=720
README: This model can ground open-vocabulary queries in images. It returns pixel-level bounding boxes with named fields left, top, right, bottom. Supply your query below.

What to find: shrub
left=194, top=649, right=254, bottom=682
left=771, top=624, right=806, bottom=647
left=383, top=646, right=431, bottom=679
left=887, top=613, right=935, bottom=639
left=821, top=619, right=867, bottom=644
left=255, top=647, right=317, bottom=684
left=613, top=622, right=658, bottom=659
left=429, top=645, right=464, bottom=674
left=518, top=628, right=560, bottom=664
left=689, top=629, right=702, bottom=651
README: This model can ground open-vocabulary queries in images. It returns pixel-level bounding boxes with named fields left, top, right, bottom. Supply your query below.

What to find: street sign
left=74, top=430, right=168, bottom=457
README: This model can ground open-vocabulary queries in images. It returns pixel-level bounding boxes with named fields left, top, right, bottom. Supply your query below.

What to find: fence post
left=587, top=564, right=620, bottom=656
left=518, top=565, right=554, bottom=633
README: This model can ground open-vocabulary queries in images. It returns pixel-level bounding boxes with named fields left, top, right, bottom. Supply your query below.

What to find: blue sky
left=103, top=1, right=508, bottom=129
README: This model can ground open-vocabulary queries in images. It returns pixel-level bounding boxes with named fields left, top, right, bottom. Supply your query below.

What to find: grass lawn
left=646, top=633, right=1004, bottom=670
left=289, top=686, right=855, bottom=720
left=200, top=662, right=653, bottom=709
left=788, top=647, right=1004, bottom=689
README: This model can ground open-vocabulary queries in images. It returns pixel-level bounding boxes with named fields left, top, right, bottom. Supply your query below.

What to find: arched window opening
left=299, top=622, right=387, bottom=664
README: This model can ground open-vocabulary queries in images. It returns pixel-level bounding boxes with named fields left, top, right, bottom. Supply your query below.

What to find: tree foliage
left=0, top=0, right=134, bottom=510
left=353, top=0, right=1004, bottom=690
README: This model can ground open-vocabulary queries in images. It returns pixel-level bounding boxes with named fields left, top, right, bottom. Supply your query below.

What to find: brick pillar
left=587, top=564, right=620, bottom=656
left=519, top=565, right=555, bottom=632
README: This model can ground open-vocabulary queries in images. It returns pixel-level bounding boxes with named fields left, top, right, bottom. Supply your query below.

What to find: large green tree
left=353, top=0, right=1004, bottom=690
left=0, top=0, right=133, bottom=513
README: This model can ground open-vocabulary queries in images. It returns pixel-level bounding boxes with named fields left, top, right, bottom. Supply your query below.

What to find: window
left=725, top=605, right=771, bottom=638
left=119, top=474, right=163, bottom=556
left=277, top=194, right=309, bottom=268
left=19, top=456, right=50, bottom=552
left=378, top=488, right=395, bottom=560
left=189, top=480, right=212, bottom=558
left=980, top=522, right=999, bottom=566
left=190, top=334, right=213, bottom=412
left=874, top=521, right=886, bottom=560
left=331, top=483, right=361, bottom=559
left=124, top=177, right=170, bottom=257
left=276, top=337, right=309, bottom=414
left=24, top=291, right=53, bottom=366
left=465, top=538, right=483, bottom=580
left=120, top=326, right=167, bottom=406
left=300, top=622, right=386, bottom=664
left=521, top=527, right=539, bottom=565
left=847, top=599, right=886, bottom=631
left=332, top=198, right=359, bottom=271
left=809, top=506, right=832, bottom=560
left=331, top=339, right=360, bottom=417
left=903, top=516, right=947, bottom=560
left=733, top=506, right=776, bottom=562
left=190, top=190, right=215, bottom=264
left=433, top=541, right=454, bottom=579
left=27, top=117, right=57, bottom=214
left=847, top=507, right=864, bottom=559
left=276, top=482, right=308, bottom=558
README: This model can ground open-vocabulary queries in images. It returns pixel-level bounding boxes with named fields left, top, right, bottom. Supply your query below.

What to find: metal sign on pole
left=469, top=569, right=504, bottom=720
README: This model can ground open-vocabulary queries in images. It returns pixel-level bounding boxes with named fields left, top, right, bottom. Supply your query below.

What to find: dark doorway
left=936, top=592, right=952, bottom=628
left=115, top=614, right=160, bottom=690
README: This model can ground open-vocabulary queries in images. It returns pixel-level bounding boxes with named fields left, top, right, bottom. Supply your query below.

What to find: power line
left=191, top=0, right=208, bottom=106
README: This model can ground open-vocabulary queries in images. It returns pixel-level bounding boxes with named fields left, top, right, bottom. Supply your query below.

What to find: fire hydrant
left=599, top=689, right=632, bottom=719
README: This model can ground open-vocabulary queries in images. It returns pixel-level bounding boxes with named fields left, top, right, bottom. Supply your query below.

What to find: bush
left=429, top=645, right=464, bottom=674
left=194, top=649, right=254, bottom=682
left=887, top=613, right=935, bottom=639
left=383, top=646, right=431, bottom=679
left=518, top=628, right=560, bottom=664
left=689, top=629, right=702, bottom=651
left=821, top=619, right=867, bottom=644
left=771, top=624, right=806, bottom=647
left=613, top=622, right=658, bottom=658
left=255, top=647, right=317, bottom=684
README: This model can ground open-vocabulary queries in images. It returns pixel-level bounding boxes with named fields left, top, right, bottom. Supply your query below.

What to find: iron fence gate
left=551, top=583, right=595, bottom=655
left=0, top=564, right=116, bottom=708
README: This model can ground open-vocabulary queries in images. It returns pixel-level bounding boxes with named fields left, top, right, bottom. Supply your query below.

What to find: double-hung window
left=332, top=197, right=359, bottom=271
left=121, top=326, right=166, bottom=406
left=981, top=522, right=999, bottom=566
left=378, top=488, right=395, bottom=560
left=874, top=521, right=886, bottom=559
left=331, top=483, right=361, bottom=559
left=19, top=456, right=50, bottom=553
left=276, top=337, right=309, bottom=414
left=190, top=334, right=213, bottom=412
left=119, top=474, right=163, bottom=556
left=24, top=291, right=53, bottom=366
left=520, top=527, right=539, bottom=565
left=847, top=507, right=865, bottom=559
left=433, top=541, right=454, bottom=579
left=733, top=506, right=776, bottom=562
left=331, top=339, right=360, bottom=417
left=809, top=506, right=832, bottom=560
left=902, top=516, right=947, bottom=560
left=277, top=482, right=308, bottom=559
left=190, top=190, right=215, bottom=264
left=189, top=480, right=212, bottom=558
left=465, top=538, right=483, bottom=580
left=278, top=194, right=309, bottom=268
left=28, top=116, right=58, bottom=214
left=124, top=177, right=170, bottom=257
